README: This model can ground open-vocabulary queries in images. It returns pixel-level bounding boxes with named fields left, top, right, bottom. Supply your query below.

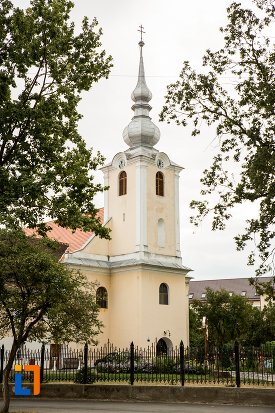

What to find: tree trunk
left=0, top=343, right=19, bottom=413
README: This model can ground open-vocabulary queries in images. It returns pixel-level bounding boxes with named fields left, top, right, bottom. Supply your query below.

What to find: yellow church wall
left=67, top=264, right=111, bottom=345
left=101, top=266, right=189, bottom=348
left=71, top=266, right=183, bottom=348
left=64, top=264, right=189, bottom=349
left=146, top=164, right=177, bottom=257
left=107, top=163, right=137, bottom=257
left=100, top=159, right=180, bottom=258
left=83, top=220, right=112, bottom=256
left=139, top=268, right=189, bottom=347
left=108, top=268, right=141, bottom=347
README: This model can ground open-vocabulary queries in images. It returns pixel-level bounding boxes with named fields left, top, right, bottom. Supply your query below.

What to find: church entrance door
left=156, top=338, right=167, bottom=356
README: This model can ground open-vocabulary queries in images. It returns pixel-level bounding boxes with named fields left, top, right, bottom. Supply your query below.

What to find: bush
left=219, top=344, right=233, bottom=369
left=154, top=357, right=176, bottom=373
left=245, top=348, right=256, bottom=370
left=74, top=367, right=96, bottom=384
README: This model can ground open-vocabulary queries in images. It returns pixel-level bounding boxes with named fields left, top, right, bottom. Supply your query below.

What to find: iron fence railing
left=1, top=341, right=275, bottom=387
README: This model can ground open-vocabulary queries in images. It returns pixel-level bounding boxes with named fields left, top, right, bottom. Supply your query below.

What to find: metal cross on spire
left=138, top=25, right=145, bottom=47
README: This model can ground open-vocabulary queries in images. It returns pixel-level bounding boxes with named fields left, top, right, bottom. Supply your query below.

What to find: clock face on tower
left=157, top=159, right=164, bottom=169
left=118, top=159, right=125, bottom=169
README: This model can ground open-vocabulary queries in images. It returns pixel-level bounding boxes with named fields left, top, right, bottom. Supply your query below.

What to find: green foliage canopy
left=189, top=307, right=204, bottom=348
left=160, top=0, right=275, bottom=275
left=191, top=288, right=265, bottom=346
left=0, top=228, right=102, bottom=413
left=0, top=229, right=102, bottom=346
left=0, top=0, right=113, bottom=237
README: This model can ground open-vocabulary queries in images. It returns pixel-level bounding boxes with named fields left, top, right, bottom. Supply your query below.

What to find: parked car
left=94, top=352, right=119, bottom=366
left=95, top=352, right=203, bottom=374
left=95, top=352, right=139, bottom=373
left=182, top=364, right=203, bottom=374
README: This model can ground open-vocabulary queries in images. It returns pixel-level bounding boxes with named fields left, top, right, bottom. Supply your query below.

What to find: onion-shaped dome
left=123, top=40, right=160, bottom=148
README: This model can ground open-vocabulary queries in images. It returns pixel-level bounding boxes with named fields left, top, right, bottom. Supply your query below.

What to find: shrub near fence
left=0, top=341, right=275, bottom=387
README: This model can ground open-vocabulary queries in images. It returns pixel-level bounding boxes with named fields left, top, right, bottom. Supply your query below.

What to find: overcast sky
left=17, top=0, right=259, bottom=280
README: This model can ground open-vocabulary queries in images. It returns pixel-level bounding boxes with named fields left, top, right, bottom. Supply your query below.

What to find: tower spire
left=123, top=27, right=160, bottom=149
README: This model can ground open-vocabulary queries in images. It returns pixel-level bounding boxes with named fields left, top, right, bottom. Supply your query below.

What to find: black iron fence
left=1, top=341, right=275, bottom=387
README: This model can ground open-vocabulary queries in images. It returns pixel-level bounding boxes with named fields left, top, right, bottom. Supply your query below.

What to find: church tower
left=65, top=34, right=191, bottom=351
left=101, top=37, right=182, bottom=262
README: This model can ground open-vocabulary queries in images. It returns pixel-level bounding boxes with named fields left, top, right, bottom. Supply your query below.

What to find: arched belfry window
left=96, top=287, right=108, bottom=309
left=156, top=172, right=164, bottom=196
left=159, top=283, right=169, bottom=305
left=119, top=171, right=127, bottom=196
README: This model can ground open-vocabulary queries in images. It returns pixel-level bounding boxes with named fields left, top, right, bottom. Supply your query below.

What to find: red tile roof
left=24, top=208, right=104, bottom=253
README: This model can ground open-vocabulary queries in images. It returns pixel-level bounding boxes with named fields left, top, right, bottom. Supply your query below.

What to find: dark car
left=168, top=363, right=202, bottom=375
left=94, top=352, right=119, bottom=366
left=94, top=352, right=139, bottom=373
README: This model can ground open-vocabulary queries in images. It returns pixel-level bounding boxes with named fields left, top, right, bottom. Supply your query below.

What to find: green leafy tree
left=189, top=307, right=204, bottom=347
left=0, top=0, right=112, bottom=237
left=160, top=0, right=275, bottom=276
left=0, top=229, right=102, bottom=413
left=242, top=305, right=267, bottom=346
left=191, top=288, right=260, bottom=347
left=262, top=303, right=275, bottom=341
left=251, top=276, right=275, bottom=301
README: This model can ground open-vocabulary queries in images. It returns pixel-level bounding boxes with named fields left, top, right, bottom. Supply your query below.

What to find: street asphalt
left=8, top=400, right=275, bottom=413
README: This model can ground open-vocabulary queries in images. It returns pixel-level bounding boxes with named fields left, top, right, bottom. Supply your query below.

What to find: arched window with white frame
left=159, top=283, right=169, bottom=305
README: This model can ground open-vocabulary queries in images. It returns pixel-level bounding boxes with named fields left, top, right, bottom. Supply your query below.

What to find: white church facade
left=63, top=38, right=192, bottom=351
